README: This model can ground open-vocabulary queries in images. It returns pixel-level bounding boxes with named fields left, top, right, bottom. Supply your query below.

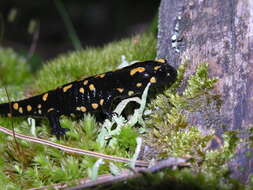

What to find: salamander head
left=144, top=58, right=177, bottom=87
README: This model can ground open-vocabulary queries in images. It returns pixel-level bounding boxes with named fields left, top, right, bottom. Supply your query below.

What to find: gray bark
left=158, top=0, right=253, bottom=183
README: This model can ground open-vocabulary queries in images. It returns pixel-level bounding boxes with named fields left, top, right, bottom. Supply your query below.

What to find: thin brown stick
left=0, top=13, right=4, bottom=43
left=4, top=87, right=23, bottom=155
left=29, top=157, right=189, bottom=190
left=27, top=22, right=40, bottom=60
left=0, top=125, right=149, bottom=167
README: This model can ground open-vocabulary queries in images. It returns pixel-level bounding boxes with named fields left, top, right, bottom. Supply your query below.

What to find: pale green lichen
left=97, top=82, right=150, bottom=147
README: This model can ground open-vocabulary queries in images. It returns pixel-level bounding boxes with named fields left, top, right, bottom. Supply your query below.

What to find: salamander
left=0, top=58, right=177, bottom=138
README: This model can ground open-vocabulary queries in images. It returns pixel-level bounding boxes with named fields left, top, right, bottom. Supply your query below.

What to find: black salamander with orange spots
left=0, top=59, right=177, bottom=138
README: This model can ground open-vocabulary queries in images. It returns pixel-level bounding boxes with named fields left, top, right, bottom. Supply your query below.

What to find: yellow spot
left=136, top=83, right=142, bottom=87
left=38, top=110, right=42, bottom=114
left=42, top=93, right=48, bottom=101
left=27, top=105, right=32, bottom=112
left=38, top=104, right=42, bottom=108
left=13, top=103, right=19, bottom=110
left=18, top=107, right=23, bottom=114
left=154, top=66, right=161, bottom=70
left=47, top=108, right=54, bottom=112
left=96, top=74, right=105, bottom=78
left=63, top=84, right=73, bottom=92
left=80, top=106, right=87, bottom=112
left=76, top=106, right=87, bottom=112
left=7, top=113, right=12, bottom=118
left=89, top=84, right=95, bottom=91
left=83, top=80, right=88, bottom=85
left=128, top=91, right=134, bottom=96
left=150, top=77, right=157, bottom=83
left=79, top=87, right=85, bottom=94
left=92, top=103, right=98, bottom=109
left=99, top=99, right=104, bottom=106
left=116, top=88, right=124, bottom=93
left=155, top=58, right=166, bottom=63
left=130, top=67, right=145, bottom=76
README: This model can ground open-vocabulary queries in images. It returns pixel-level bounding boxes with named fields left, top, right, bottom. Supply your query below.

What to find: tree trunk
left=158, top=0, right=253, bottom=183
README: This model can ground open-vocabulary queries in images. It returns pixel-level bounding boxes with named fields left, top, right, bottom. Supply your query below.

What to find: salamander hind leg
left=47, top=111, right=69, bottom=138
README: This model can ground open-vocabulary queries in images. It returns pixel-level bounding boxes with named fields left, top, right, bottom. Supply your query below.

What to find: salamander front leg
left=47, top=111, right=69, bottom=138
left=102, top=107, right=118, bottom=119
left=101, top=95, right=118, bottom=119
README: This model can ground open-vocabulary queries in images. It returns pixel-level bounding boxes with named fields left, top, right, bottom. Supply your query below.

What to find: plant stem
left=54, top=0, right=82, bottom=50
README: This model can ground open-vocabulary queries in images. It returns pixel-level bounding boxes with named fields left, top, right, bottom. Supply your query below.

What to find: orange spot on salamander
left=79, top=87, right=85, bottom=94
left=116, top=88, right=124, bottom=93
left=136, top=83, right=142, bottom=87
left=155, top=58, right=166, bottom=63
left=96, top=73, right=105, bottom=78
left=128, top=91, right=134, bottom=96
left=99, top=99, right=104, bottom=106
left=63, top=84, right=73, bottom=92
left=18, top=107, right=23, bottom=114
left=42, top=93, right=48, bottom=101
left=150, top=77, right=157, bottom=83
left=89, top=84, right=95, bottom=91
left=83, top=80, right=88, bottom=85
left=27, top=105, right=32, bottom=112
left=130, top=67, right=145, bottom=76
left=154, top=66, right=161, bottom=70
left=13, top=103, right=19, bottom=110
left=47, top=108, right=54, bottom=112
left=92, top=103, right=98, bottom=109
left=76, top=106, right=87, bottom=112
left=80, top=106, right=87, bottom=112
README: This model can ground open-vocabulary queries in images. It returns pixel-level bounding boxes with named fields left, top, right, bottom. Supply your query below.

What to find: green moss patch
left=144, top=62, right=245, bottom=188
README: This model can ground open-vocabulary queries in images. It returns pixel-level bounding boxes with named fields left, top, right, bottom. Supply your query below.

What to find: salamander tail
left=0, top=102, right=12, bottom=117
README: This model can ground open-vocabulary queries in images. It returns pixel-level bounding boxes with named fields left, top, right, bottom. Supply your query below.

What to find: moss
left=146, top=63, right=219, bottom=157
left=0, top=48, right=33, bottom=86
left=0, top=48, right=35, bottom=103
left=115, top=126, right=139, bottom=152
left=144, top=62, right=244, bottom=188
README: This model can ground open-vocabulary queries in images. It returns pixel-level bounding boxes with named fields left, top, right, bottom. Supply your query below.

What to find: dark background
left=0, top=0, right=160, bottom=60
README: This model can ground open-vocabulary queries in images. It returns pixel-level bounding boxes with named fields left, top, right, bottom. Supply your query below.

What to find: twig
left=28, top=22, right=40, bottom=60
left=0, top=13, right=4, bottom=43
left=54, top=0, right=82, bottom=50
left=0, top=125, right=149, bottom=167
left=30, top=157, right=189, bottom=190
left=4, top=87, right=23, bottom=156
